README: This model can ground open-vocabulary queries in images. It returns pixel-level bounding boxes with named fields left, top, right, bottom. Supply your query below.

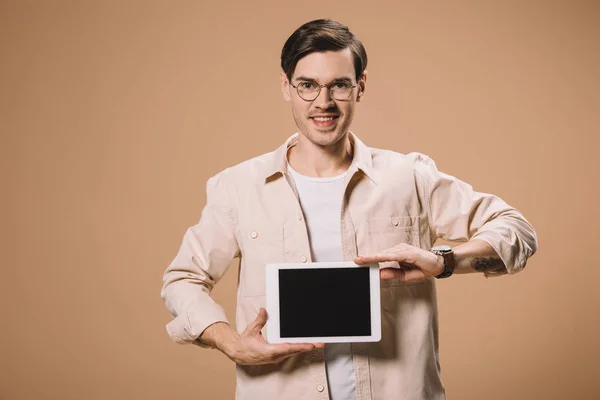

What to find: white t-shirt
left=287, top=162, right=357, bottom=400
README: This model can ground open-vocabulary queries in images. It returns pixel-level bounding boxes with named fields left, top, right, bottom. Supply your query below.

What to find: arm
left=161, top=171, right=240, bottom=347
left=161, top=171, right=323, bottom=362
left=415, top=153, right=538, bottom=277
left=355, top=154, right=538, bottom=280
left=200, top=311, right=324, bottom=365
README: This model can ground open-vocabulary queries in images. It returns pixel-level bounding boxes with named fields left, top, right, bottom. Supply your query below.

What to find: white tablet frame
left=265, top=261, right=381, bottom=344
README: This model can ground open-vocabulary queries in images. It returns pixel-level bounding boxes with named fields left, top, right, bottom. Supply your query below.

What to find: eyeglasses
left=289, top=80, right=358, bottom=101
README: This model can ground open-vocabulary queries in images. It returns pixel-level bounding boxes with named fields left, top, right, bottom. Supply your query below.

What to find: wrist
left=200, top=322, right=240, bottom=354
left=431, top=245, right=455, bottom=279
left=219, top=332, right=241, bottom=358
left=434, top=254, right=445, bottom=276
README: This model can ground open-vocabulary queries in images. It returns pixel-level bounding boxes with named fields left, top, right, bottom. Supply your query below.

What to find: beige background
left=1, top=1, right=599, bottom=399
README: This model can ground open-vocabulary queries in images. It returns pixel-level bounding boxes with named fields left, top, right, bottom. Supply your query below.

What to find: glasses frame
left=289, top=80, right=358, bottom=101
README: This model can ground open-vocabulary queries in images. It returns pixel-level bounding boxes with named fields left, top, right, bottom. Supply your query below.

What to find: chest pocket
left=366, top=216, right=422, bottom=287
left=238, top=226, right=285, bottom=297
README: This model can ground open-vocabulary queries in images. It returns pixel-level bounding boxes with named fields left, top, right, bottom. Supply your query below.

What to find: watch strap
left=433, top=248, right=456, bottom=279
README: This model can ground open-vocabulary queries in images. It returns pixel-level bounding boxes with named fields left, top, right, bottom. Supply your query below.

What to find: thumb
left=247, top=308, right=268, bottom=334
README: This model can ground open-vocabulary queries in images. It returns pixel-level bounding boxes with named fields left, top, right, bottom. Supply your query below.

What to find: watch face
left=431, top=245, right=452, bottom=252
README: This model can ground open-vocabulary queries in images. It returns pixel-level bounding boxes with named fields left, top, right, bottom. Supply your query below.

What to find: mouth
left=310, top=115, right=340, bottom=129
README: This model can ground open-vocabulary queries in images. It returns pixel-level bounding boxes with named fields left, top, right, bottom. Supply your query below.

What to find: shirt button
left=316, top=384, right=324, bottom=392
left=392, top=218, right=399, bottom=226
left=300, top=255, right=307, bottom=263
left=250, top=231, right=258, bottom=239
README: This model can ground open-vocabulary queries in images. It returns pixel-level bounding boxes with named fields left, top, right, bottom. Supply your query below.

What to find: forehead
left=293, top=48, right=355, bottom=81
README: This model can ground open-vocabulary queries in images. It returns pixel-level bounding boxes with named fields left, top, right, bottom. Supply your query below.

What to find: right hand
left=223, top=308, right=324, bottom=365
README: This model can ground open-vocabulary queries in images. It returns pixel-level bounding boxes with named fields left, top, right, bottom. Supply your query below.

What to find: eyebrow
left=294, top=76, right=353, bottom=84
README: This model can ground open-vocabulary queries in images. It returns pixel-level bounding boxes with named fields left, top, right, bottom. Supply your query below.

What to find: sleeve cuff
left=165, top=306, right=229, bottom=347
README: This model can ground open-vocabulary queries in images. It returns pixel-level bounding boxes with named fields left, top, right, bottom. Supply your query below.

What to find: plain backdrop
left=1, top=1, right=599, bottom=399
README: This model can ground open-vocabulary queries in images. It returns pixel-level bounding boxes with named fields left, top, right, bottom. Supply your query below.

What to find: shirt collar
left=262, top=131, right=376, bottom=184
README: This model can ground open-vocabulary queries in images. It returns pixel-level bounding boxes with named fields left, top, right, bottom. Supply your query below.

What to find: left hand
left=354, top=243, right=444, bottom=283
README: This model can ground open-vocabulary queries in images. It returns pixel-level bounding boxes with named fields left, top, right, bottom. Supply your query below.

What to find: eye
left=300, top=81, right=317, bottom=90
left=334, top=82, right=351, bottom=89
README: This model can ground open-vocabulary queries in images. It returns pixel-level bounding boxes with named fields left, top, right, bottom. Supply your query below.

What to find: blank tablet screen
left=278, top=267, right=371, bottom=338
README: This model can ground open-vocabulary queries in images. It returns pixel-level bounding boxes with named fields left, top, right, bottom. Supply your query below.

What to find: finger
left=355, top=248, right=396, bottom=264
left=361, top=249, right=429, bottom=269
left=359, top=252, right=416, bottom=265
left=251, top=341, right=324, bottom=364
left=245, top=308, right=268, bottom=334
left=401, top=267, right=427, bottom=282
left=267, top=342, right=317, bottom=358
left=272, top=353, right=296, bottom=364
left=271, top=351, right=306, bottom=364
left=380, top=267, right=426, bottom=282
left=380, top=268, right=399, bottom=280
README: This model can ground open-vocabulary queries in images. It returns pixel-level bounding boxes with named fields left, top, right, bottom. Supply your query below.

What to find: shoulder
left=369, top=147, right=437, bottom=173
left=208, top=149, right=278, bottom=186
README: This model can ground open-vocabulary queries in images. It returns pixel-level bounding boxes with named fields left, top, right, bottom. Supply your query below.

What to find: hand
left=354, top=243, right=444, bottom=282
left=223, top=308, right=324, bottom=365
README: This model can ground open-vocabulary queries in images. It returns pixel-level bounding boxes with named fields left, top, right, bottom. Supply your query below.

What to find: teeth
left=313, top=117, right=335, bottom=121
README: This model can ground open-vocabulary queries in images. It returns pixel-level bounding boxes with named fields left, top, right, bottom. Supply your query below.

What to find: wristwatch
left=431, top=245, right=456, bottom=279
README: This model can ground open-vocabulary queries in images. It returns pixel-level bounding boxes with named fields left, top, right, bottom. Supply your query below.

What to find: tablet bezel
left=265, top=261, right=381, bottom=344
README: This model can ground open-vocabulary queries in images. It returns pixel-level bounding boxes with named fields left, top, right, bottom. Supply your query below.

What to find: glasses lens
left=297, top=81, right=319, bottom=101
left=331, top=83, right=353, bottom=100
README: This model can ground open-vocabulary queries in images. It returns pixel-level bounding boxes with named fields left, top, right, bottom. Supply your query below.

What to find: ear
left=281, top=71, right=292, bottom=102
left=356, top=70, right=367, bottom=102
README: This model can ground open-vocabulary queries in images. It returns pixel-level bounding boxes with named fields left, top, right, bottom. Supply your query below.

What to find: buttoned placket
left=281, top=165, right=373, bottom=400
left=339, top=167, right=373, bottom=400
left=282, top=170, right=330, bottom=399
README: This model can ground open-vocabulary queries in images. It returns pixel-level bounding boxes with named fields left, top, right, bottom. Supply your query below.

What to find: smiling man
left=161, top=19, right=538, bottom=400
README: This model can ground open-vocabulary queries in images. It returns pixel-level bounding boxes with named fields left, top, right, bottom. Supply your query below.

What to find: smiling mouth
left=310, top=115, right=340, bottom=128
left=311, top=116, right=339, bottom=121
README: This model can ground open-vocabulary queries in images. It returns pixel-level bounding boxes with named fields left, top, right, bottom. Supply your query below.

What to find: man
left=161, top=19, right=538, bottom=400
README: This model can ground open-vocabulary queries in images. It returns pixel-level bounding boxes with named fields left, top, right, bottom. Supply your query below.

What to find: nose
left=313, top=85, right=335, bottom=109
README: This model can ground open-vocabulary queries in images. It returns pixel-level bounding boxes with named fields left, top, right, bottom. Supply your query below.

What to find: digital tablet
left=265, top=261, right=381, bottom=344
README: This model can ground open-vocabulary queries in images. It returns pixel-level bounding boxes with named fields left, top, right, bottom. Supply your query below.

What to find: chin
left=309, top=130, right=344, bottom=145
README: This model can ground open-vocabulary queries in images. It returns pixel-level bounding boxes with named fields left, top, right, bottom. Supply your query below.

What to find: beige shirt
left=161, top=132, right=538, bottom=400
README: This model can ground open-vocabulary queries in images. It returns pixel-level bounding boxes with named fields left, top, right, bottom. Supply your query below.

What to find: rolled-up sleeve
left=413, top=153, right=538, bottom=275
left=161, top=170, right=240, bottom=346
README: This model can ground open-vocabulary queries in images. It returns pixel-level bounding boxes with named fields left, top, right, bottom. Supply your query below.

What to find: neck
left=287, top=132, right=353, bottom=178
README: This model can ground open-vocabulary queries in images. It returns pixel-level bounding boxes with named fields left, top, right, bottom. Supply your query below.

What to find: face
left=281, top=48, right=367, bottom=148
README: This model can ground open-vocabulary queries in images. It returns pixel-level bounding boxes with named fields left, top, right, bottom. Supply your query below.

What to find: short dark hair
left=281, top=19, right=368, bottom=82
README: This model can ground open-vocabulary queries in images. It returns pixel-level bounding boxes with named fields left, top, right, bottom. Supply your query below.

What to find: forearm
left=453, top=239, right=507, bottom=277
